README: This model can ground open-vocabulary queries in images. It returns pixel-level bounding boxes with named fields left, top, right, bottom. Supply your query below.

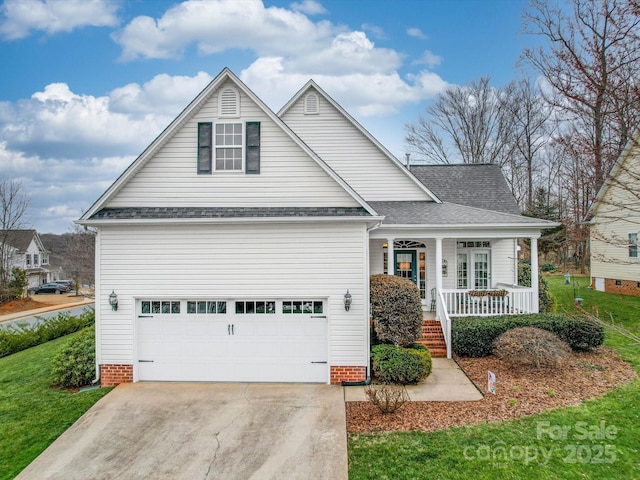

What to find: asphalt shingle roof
left=368, top=201, right=553, bottom=226
left=0, top=229, right=37, bottom=251
left=410, top=164, right=521, bottom=215
left=90, top=206, right=371, bottom=220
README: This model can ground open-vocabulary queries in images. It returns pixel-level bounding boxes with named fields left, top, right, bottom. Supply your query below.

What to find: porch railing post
left=531, top=237, right=539, bottom=313
left=388, top=237, right=395, bottom=275
left=435, top=237, right=443, bottom=310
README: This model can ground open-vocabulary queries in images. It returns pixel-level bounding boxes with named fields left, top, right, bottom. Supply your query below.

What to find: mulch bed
left=0, top=298, right=54, bottom=315
left=347, top=348, right=637, bottom=434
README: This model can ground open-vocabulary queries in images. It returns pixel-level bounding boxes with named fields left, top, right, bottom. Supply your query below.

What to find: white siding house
left=79, top=68, right=555, bottom=386
left=1, top=230, right=52, bottom=288
left=587, top=129, right=640, bottom=296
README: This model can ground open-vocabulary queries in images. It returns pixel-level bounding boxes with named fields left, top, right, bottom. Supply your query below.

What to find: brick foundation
left=330, top=366, right=367, bottom=385
left=101, top=364, right=134, bottom=387
left=594, top=278, right=640, bottom=297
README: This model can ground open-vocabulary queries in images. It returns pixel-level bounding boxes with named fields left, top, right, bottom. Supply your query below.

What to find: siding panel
left=97, top=223, right=368, bottom=367
left=281, top=89, right=430, bottom=202
left=107, top=81, right=358, bottom=208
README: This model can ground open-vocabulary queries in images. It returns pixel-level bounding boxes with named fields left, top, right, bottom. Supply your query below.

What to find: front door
left=394, top=250, right=417, bottom=284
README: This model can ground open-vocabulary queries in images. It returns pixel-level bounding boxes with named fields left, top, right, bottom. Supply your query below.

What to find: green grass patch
left=0, top=333, right=112, bottom=480
left=349, top=275, right=640, bottom=480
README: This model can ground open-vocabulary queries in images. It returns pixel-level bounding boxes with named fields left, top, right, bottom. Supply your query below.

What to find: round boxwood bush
left=51, top=326, right=96, bottom=388
left=370, top=274, right=423, bottom=347
left=371, top=343, right=432, bottom=384
left=493, top=326, right=571, bottom=369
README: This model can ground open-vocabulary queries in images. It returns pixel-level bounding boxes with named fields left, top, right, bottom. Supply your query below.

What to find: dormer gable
left=279, top=81, right=439, bottom=203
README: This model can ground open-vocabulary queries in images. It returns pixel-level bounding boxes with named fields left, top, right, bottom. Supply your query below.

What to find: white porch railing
left=435, top=287, right=535, bottom=358
left=436, top=291, right=452, bottom=358
left=439, top=287, right=535, bottom=317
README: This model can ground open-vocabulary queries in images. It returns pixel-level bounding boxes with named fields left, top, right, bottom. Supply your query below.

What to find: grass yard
left=349, top=275, right=640, bottom=480
left=0, top=333, right=112, bottom=480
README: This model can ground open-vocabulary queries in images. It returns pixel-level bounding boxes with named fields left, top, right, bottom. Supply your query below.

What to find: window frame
left=245, top=121, right=260, bottom=174
left=214, top=122, right=244, bottom=172
left=629, top=233, right=638, bottom=258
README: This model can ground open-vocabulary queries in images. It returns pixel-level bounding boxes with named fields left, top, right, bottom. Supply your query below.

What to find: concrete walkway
left=344, top=358, right=483, bottom=402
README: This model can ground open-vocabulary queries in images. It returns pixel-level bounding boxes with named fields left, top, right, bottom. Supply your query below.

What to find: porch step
left=417, top=319, right=447, bottom=358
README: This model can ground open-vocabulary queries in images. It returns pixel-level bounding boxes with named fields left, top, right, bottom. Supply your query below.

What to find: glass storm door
left=394, top=251, right=417, bottom=285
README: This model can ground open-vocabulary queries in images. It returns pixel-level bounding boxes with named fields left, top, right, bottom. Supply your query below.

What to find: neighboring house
left=0, top=229, right=54, bottom=288
left=587, top=128, right=640, bottom=296
left=78, top=68, right=555, bottom=387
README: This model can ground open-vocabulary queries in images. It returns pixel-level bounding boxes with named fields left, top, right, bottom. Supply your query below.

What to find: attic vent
left=304, top=93, right=319, bottom=115
left=219, top=87, right=239, bottom=117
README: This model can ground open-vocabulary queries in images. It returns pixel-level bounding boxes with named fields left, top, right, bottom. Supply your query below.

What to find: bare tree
left=405, top=77, right=517, bottom=165
left=60, top=225, right=96, bottom=292
left=503, top=79, right=554, bottom=211
left=0, top=178, right=30, bottom=287
left=522, top=0, right=640, bottom=190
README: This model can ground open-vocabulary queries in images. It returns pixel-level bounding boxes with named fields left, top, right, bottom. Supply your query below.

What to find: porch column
left=531, top=237, right=539, bottom=313
left=435, top=237, right=443, bottom=293
left=387, top=238, right=395, bottom=275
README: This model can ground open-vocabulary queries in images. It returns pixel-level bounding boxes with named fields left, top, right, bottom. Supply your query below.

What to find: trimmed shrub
left=540, top=262, right=558, bottom=273
left=452, top=313, right=605, bottom=357
left=370, top=274, right=423, bottom=347
left=364, top=383, right=410, bottom=414
left=51, top=326, right=96, bottom=388
left=0, top=309, right=94, bottom=358
left=493, top=327, right=571, bottom=368
left=371, top=343, right=432, bottom=384
left=519, top=261, right=557, bottom=313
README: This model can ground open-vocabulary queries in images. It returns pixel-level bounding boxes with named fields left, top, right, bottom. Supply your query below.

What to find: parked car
left=53, top=280, right=75, bottom=290
left=31, top=283, right=71, bottom=294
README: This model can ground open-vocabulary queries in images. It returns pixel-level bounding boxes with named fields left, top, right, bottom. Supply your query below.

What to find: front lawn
left=349, top=276, right=640, bottom=480
left=0, top=333, right=111, bottom=480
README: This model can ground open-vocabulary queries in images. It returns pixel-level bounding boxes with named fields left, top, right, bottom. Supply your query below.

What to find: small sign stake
left=488, top=371, right=496, bottom=395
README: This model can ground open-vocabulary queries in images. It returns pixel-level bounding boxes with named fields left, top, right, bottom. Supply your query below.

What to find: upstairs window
left=215, top=123, right=243, bottom=171
left=41, top=253, right=48, bottom=265
left=25, top=254, right=31, bottom=266
left=33, top=253, right=39, bottom=266
left=304, top=92, right=319, bottom=114
left=197, top=121, right=260, bottom=174
left=630, top=233, right=638, bottom=258
left=218, top=87, right=239, bottom=117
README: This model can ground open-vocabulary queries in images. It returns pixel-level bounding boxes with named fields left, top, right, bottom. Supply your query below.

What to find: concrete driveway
left=16, top=383, right=347, bottom=480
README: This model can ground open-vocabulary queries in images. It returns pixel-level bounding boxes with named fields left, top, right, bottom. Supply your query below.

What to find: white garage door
left=136, top=299, right=328, bottom=383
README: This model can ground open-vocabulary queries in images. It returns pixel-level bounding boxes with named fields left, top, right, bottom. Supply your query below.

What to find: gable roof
left=79, top=68, right=377, bottom=223
left=410, top=164, right=521, bottom=215
left=0, top=229, right=45, bottom=252
left=585, top=127, right=640, bottom=223
left=278, top=80, right=440, bottom=203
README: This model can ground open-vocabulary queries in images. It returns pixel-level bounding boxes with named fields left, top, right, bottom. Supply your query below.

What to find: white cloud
left=0, top=73, right=214, bottom=160
left=0, top=0, right=119, bottom=40
left=407, top=27, right=427, bottom=39
left=109, top=71, right=213, bottom=115
left=242, top=58, right=448, bottom=117
left=290, top=0, right=327, bottom=15
left=112, top=0, right=338, bottom=61
left=414, top=49, right=443, bottom=68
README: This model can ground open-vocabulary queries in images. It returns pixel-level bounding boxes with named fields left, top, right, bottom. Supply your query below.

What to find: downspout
left=342, top=221, right=381, bottom=386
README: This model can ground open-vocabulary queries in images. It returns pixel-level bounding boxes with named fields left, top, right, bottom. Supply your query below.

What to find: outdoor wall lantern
left=108, top=290, right=118, bottom=311
left=344, top=290, right=352, bottom=312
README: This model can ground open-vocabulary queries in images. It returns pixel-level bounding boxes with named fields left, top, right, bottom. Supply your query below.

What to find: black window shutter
left=246, top=122, right=260, bottom=174
left=197, top=122, right=212, bottom=174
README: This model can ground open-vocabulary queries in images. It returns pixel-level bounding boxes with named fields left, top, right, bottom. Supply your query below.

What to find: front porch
left=370, top=235, right=542, bottom=359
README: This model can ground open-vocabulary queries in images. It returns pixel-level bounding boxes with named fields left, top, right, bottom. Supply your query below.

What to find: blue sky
left=0, top=0, right=534, bottom=233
